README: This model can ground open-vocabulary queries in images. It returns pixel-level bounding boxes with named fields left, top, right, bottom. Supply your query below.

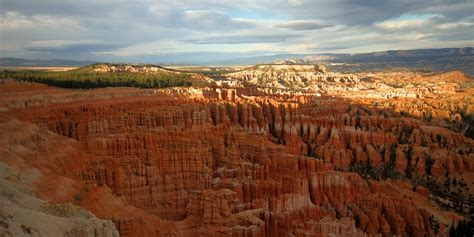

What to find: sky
left=0, top=0, right=473, bottom=63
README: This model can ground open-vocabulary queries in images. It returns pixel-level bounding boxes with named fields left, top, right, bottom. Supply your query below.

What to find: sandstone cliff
left=0, top=78, right=471, bottom=236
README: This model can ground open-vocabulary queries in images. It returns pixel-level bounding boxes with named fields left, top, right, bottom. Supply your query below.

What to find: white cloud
left=436, top=22, right=474, bottom=30
left=376, top=18, right=429, bottom=30
left=0, top=11, right=31, bottom=29
left=275, top=20, right=332, bottom=31
left=0, top=11, right=84, bottom=30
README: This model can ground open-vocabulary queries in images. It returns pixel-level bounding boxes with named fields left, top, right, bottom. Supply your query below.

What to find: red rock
left=415, top=186, right=430, bottom=197
left=1, top=80, right=471, bottom=237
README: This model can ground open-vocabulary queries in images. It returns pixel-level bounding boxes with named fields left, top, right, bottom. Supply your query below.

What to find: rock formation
left=226, top=64, right=358, bottom=90
left=88, top=63, right=172, bottom=74
left=0, top=68, right=472, bottom=237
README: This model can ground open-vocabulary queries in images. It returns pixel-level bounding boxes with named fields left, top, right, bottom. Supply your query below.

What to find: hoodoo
left=1, top=65, right=473, bottom=236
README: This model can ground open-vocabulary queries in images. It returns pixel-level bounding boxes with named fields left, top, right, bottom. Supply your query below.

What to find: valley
left=0, top=63, right=473, bottom=236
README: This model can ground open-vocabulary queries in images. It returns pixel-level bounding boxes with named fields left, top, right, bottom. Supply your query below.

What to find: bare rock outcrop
left=0, top=161, right=119, bottom=237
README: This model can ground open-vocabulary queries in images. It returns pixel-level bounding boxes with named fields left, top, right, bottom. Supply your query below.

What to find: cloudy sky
left=0, top=0, right=473, bottom=63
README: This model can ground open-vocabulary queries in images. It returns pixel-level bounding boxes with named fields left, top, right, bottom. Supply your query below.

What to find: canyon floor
left=0, top=64, right=473, bottom=236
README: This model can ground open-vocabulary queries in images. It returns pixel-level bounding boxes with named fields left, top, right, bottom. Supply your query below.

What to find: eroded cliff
left=1, top=76, right=471, bottom=236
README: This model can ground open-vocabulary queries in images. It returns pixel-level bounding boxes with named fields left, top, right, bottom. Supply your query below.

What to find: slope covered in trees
left=0, top=65, right=192, bottom=89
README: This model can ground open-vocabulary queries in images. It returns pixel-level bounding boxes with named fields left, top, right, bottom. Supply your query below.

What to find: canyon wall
left=2, top=78, right=471, bottom=236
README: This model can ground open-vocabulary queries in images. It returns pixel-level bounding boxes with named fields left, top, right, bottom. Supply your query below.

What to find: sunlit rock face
left=0, top=68, right=472, bottom=237
left=225, top=64, right=357, bottom=91
left=225, top=65, right=472, bottom=101
left=89, top=63, right=171, bottom=74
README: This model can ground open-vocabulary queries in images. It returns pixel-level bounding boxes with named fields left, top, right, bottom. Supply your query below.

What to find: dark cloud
left=418, top=1, right=474, bottom=21
left=182, top=34, right=299, bottom=44
left=425, top=24, right=474, bottom=42
left=25, top=41, right=125, bottom=54
left=274, top=0, right=471, bottom=26
left=171, top=10, right=255, bottom=31
left=0, top=0, right=115, bottom=17
left=0, top=1, right=253, bottom=32
left=113, top=50, right=284, bottom=64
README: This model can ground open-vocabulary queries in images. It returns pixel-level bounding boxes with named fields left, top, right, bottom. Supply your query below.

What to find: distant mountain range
left=257, top=47, right=474, bottom=76
left=205, top=47, right=473, bottom=65
left=319, top=47, right=473, bottom=76
left=319, top=47, right=473, bottom=63
left=333, top=47, right=472, bottom=60
left=0, top=58, right=97, bottom=67
left=1, top=47, right=472, bottom=76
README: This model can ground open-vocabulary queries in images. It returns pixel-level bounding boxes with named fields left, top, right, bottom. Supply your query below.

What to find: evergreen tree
left=0, top=70, right=192, bottom=89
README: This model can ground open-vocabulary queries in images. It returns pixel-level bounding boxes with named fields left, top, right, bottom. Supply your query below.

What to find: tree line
left=0, top=70, right=192, bottom=89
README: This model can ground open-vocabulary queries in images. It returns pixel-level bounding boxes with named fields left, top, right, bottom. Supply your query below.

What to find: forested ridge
left=0, top=67, right=192, bottom=89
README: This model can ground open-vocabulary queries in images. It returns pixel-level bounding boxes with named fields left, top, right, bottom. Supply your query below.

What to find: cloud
left=375, top=17, right=431, bottom=31
left=0, top=11, right=83, bottom=30
left=181, top=10, right=255, bottom=31
left=0, top=0, right=472, bottom=61
left=418, top=1, right=474, bottom=21
left=25, top=40, right=125, bottom=54
left=275, top=20, right=331, bottom=30
left=182, top=34, right=299, bottom=44
left=309, top=46, right=350, bottom=51
left=0, top=11, right=31, bottom=29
